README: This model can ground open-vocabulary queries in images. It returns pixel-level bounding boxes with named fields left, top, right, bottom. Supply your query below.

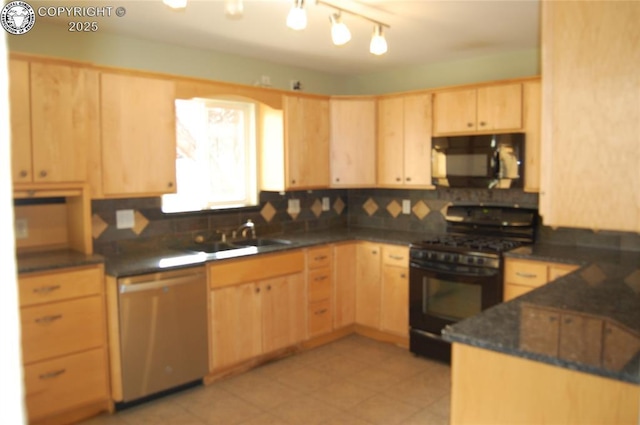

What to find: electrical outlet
left=290, top=80, right=302, bottom=91
left=116, top=209, right=135, bottom=229
left=322, top=197, right=330, bottom=211
left=287, top=199, right=300, bottom=214
left=15, top=218, right=28, bottom=239
left=402, top=199, right=411, bottom=215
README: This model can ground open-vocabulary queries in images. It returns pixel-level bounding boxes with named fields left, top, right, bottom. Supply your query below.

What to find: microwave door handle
left=493, top=149, right=501, bottom=178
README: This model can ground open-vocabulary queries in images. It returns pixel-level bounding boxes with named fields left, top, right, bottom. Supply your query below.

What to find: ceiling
left=34, top=0, right=541, bottom=75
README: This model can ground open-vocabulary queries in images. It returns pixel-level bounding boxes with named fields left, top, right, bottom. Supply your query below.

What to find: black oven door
left=409, top=259, right=502, bottom=336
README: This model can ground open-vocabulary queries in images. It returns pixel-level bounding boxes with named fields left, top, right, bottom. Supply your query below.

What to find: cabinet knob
left=372, top=250, right=378, bottom=254
left=267, top=285, right=271, bottom=291
left=406, top=177, right=412, bottom=182
left=396, top=177, right=401, bottom=182
left=479, top=121, right=487, bottom=127
left=467, top=123, right=473, bottom=127
left=400, top=273, right=406, bottom=278
left=168, top=182, right=174, bottom=188
left=335, top=178, right=340, bottom=182
left=39, top=170, right=48, bottom=177
left=291, top=179, right=296, bottom=184
left=255, top=287, right=261, bottom=293
left=19, top=170, right=28, bottom=178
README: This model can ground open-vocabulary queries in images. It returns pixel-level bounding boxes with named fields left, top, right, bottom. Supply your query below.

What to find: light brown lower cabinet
left=208, top=251, right=305, bottom=371
left=504, top=257, right=579, bottom=301
left=19, top=264, right=110, bottom=424
left=306, top=246, right=333, bottom=338
left=355, top=242, right=382, bottom=328
left=333, top=243, right=357, bottom=329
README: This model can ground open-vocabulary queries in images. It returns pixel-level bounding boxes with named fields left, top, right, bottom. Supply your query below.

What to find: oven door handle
left=411, top=262, right=499, bottom=278
left=422, top=277, right=428, bottom=315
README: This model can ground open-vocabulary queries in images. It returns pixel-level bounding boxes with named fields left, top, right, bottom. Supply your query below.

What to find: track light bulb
left=163, top=0, right=187, bottom=9
left=370, top=24, right=388, bottom=55
left=287, top=0, right=307, bottom=31
left=225, top=0, right=243, bottom=18
left=329, top=13, right=351, bottom=46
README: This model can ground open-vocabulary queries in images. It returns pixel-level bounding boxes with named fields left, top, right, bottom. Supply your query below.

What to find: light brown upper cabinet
left=433, top=83, right=523, bottom=135
left=10, top=59, right=97, bottom=185
left=377, top=93, right=434, bottom=188
left=283, top=95, right=330, bottom=189
left=540, top=1, right=640, bottom=232
left=329, top=98, right=376, bottom=187
left=99, top=73, right=177, bottom=198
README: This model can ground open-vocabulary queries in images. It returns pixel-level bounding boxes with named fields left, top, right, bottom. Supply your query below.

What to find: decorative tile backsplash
left=91, top=187, right=640, bottom=255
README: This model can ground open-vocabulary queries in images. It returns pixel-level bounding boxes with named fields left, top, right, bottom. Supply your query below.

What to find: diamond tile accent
left=579, top=265, right=607, bottom=287
left=311, top=199, right=323, bottom=218
left=91, top=214, right=108, bottom=239
left=261, top=202, right=277, bottom=223
left=386, top=200, right=402, bottom=218
left=412, top=201, right=430, bottom=220
left=132, top=210, right=149, bottom=236
left=362, top=198, right=379, bottom=217
left=333, top=197, right=345, bottom=215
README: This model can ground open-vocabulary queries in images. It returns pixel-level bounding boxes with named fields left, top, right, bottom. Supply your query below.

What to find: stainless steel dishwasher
left=117, top=266, right=208, bottom=404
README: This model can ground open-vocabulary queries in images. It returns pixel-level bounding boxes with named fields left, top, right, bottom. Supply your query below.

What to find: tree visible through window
left=162, top=98, right=257, bottom=213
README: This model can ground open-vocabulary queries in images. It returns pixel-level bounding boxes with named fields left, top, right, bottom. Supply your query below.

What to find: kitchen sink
left=231, top=238, right=293, bottom=247
left=182, top=242, right=238, bottom=253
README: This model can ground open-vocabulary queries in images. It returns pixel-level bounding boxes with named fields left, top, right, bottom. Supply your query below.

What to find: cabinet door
left=540, top=1, right=640, bottom=232
left=476, top=83, right=522, bottom=131
left=100, top=73, right=176, bottom=196
left=9, top=59, right=32, bottom=183
left=334, top=243, right=357, bottom=329
left=30, top=62, right=96, bottom=183
left=377, top=97, right=404, bottom=186
left=284, top=96, right=329, bottom=189
left=209, top=282, right=262, bottom=370
left=380, top=265, right=409, bottom=337
left=355, top=242, right=381, bottom=328
left=403, top=93, right=433, bottom=187
left=330, top=98, right=376, bottom=187
left=433, top=89, right=477, bottom=134
left=262, top=273, right=305, bottom=353
left=558, top=313, right=602, bottom=367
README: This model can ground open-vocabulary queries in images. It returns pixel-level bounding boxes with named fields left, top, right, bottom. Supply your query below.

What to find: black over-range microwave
left=431, top=133, right=525, bottom=189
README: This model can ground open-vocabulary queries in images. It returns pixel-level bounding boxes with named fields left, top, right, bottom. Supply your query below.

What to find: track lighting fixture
left=225, top=0, right=243, bottom=19
left=287, top=0, right=307, bottom=31
left=369, top=24, right=388, bottom=55
left=162, top=0, right=187, bottom=9
left=329, top=12, right=351, bottom=46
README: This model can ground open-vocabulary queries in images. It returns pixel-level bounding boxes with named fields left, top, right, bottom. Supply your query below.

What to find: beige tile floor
left=82, top=335, right=451, bottom=425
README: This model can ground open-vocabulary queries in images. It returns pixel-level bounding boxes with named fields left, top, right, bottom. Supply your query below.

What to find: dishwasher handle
left=119, top=272, right=205, bottom=294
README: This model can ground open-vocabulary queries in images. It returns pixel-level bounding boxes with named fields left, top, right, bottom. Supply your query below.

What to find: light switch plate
left=15, top=218, right=28, bottom=239
left=322, top=197, right=330, bottom=211
left=402, top=200, right=411, bottom=215
left=288, top=199, right=300, bottom=214
left=116, top=209, right=135, bottom=229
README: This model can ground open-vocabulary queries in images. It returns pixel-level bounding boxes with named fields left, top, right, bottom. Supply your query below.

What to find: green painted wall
left=8, top=21, right=539, bottom=95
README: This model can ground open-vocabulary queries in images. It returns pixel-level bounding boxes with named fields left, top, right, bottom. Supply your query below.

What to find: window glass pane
left=162, top=98, right=257, bottom=213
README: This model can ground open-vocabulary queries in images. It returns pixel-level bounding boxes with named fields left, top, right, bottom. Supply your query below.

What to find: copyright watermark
left=1, top=1, right=126, bottom=35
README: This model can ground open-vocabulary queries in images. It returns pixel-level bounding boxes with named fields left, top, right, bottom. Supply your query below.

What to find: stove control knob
left=476, top=258, right=485, bottom=265
left=467, top=257, right=474, bottom=264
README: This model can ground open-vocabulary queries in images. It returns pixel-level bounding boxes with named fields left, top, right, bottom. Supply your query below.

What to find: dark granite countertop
left=103, top=228, right=434, bottom=277
left=17, top=249, right=105, bottom=274
left=443, top=250, right=640, bottom=385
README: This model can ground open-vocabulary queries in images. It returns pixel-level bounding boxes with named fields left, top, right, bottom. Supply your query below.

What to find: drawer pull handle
left=33, top=285, right=61, bottom=294
left=36, top=314, right=62, bottom=324
left=315, top=309, right=328, bottom=315
left=39, top=369, right=66, bottom=380
left=314, top=256, right=328, bottom=261
left=400, top=273, right=406, bottom=278
left=516, top=272, right=538, bottom=279
left=389, top=255, right=405, bottom=260
left=314, top=276, right=328, bottom=282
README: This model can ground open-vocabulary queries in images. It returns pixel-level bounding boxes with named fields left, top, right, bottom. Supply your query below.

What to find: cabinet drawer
left=24, top=348, right=108, bottom=422
left=504, top=283, right=535, bottom=302
left=19, top=266, right=102, bottom=307
left=504, top=259, right=547, bottom=287
left=21, top=296, right=105, bottom=364
left=382, top=245, right=409, bottom=267
left=307, top=246, right=332, bottom=269
left=308, top=299, right=332, bottom=337
left=308, top=269, right=331, bottom=302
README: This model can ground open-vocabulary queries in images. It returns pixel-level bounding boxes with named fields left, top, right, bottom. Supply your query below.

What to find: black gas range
left=409, top=205, right=538, bottom=363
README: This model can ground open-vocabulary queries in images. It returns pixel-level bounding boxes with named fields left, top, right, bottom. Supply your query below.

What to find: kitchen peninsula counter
left=443, top=246, right=640, bottom=424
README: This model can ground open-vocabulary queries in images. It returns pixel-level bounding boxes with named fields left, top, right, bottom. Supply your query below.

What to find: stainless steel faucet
left=233, top=219, right=256, bottom=239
